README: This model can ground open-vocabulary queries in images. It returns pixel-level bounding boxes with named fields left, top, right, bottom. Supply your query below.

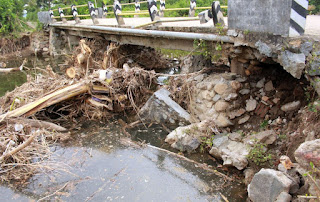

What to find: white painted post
left=49, top=9, right=56, bottom=22
left=114, top=0, right=125, bottom=26
left=58, top=7, right=67, bottom=23
left=71, top=5, right=81, bottom=24
left=88, top=1, right=99, bottom=24
left=212, top=1, right=225, bottom=26
left=189, top=0, right=196, bottom=17
left=135, top=0, right=141, bottom=18
left=159, top=0, right=165, bottom=17
left=289, top=0, right=308, bottom=37
left=147, top=0, right=160, bottom=22
left=102, top=3, right=108, bottom=18
left=198, top=9, right=213, bottom=24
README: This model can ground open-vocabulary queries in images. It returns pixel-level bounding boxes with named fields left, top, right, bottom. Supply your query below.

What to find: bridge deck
left=52, top=15, right=320, bottom=37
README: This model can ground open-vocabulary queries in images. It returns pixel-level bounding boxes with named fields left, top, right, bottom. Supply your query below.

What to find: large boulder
left=248, top=169, right=293, bottom=202
left=209, top=134, right=249, bottom=170
left=294, top=139, right=320, bottom=170
left=139, top=88, right=191, bottom=125
left=165, top=121, right=211, bottom=152
left=278, top=50, right=306, bottom=79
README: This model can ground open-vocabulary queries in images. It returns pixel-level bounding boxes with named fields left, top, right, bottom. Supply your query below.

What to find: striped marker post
left=102, top=3, right=108, bottom=17
left=198, top=9, right=213, bottom=24
left=147, top=0, right=160, bottom=22
left=289, top=0, right=308, bottom=37
left=135, top=0, right=141, bottom=18
left=71, top=5, right=81, bottom=24
left=88, top=1, right=99, bottom=24
left=159, top=0, right=166, bottom=17
left=212, top=1, right=225, bottom=26
left=49, top=10, right=56, bottom=22
left=58, top=7, right=67, bottom=23
left=189, top=0, right=196, bottom=17
left=114, top=0, right=125, bottom=25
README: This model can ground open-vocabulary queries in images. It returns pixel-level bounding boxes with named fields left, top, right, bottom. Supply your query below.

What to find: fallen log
left=0, top=58, right=27, bottom=73
left=0, top=82, right=89, bottom=120
left=6, top=118, right=67, bottom=132
left=0, top=67, right=20, bottom=73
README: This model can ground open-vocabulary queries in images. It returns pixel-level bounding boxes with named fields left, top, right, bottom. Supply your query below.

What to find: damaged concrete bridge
left=41, top=0, right=320, bottom=83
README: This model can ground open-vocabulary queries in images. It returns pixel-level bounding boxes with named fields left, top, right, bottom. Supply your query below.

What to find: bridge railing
left=48, top=1, right=227, bottom=28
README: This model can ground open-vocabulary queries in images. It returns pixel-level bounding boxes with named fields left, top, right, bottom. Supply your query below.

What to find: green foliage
left=303, top=162, right=320, bottom=199
left=200, top=135, right=214, bottom=153
left=260, top=120, right=269, bottom=129
left=309, top=0, right=320, bottom=15
left=0, top=0, right=25, bottom=36
left=247, top=143, right=273, bottom=166
left=193, top=39, right=212, bottom=59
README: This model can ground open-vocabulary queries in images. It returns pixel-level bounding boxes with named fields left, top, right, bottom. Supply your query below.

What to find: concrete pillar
left=228, top=0, right=308, bottom=37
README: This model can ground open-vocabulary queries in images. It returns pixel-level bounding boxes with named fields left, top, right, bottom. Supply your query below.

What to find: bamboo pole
left=0, top=82, right=89, bottom=119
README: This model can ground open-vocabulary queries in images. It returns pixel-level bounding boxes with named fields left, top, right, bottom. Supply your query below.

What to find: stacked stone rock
left=190, top=72, right=302, bottom=129
left=190, top=73, right=248, bottom=127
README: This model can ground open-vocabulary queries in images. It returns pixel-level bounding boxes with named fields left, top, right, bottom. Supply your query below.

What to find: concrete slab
left=51, top=15, right=319, bottom=37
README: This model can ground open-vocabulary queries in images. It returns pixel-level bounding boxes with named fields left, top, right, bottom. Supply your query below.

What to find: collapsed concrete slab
left=139, top=88, right=191, bottom=126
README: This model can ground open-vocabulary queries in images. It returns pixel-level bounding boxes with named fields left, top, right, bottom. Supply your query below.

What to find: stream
left=0, top=57, right=247, bottom=201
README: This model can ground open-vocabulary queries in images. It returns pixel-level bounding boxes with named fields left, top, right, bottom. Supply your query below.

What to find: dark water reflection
left=0, top=56, right=67, bottom=96
left=0, top=121, right=246, bottom=201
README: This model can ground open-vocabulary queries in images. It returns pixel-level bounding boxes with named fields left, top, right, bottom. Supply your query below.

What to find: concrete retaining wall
left=228, top=0, right=308, bottom=37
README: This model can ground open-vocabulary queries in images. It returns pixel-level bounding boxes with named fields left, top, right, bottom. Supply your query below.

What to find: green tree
left=0, top=0, right=25, bottom=35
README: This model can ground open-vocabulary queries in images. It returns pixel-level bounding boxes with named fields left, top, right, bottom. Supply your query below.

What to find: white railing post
left=114, top=0, right=125, bottom=25
left=135, top=0, right=141, bottom=18
left=212, top=1, right=225, bottom=26
left=102, top=3, right=108, bottom=17
left=159, top=0, right=165, bottom=17
left=88, top=1, right=99, bottom=24
left=189, top=0, right=196, bottom=17
left=71, top=5, right=81, bottom=24
left=147, top=0, right=160, bottom=21
left=58, top=7, right=67, bottom=23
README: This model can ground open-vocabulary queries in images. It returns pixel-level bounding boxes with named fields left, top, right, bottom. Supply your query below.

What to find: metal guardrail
left=49, top=0, right=227, bottom=28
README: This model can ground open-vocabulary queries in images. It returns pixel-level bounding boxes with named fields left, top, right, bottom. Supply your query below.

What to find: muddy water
left=0, top=120, right=246, bottom=201
left=0, top=57, right=247, bottom=201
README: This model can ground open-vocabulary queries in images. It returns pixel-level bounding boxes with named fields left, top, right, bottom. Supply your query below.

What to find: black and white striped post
left=102, top=3, right=108, bottom=17
left=198, top=9, right=213, bottom=24
left=58, top=7, right=67, bottom=23
left=49, top=9, right=56, bottom=22
left=88, top=1, right=99, bottom=24
left=71, top=5, right=81, bottom=24
left=147, top=0, right=160, bottom=22
left=212, top=1, right=225, bottom=26
left=289, top=0, right=308, bottom=37
left=189, top=0, right=196, bottom=17
left=114, top=0, right=125, bottom=25
left=159, top=0, right=166, bottom=17
left=198, top=1, right=225, bottom=26
left=135, top=0, right=141, bottom=18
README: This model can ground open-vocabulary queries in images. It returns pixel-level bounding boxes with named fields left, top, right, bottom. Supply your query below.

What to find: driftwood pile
left=0, top=39, right=160, bottom=185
